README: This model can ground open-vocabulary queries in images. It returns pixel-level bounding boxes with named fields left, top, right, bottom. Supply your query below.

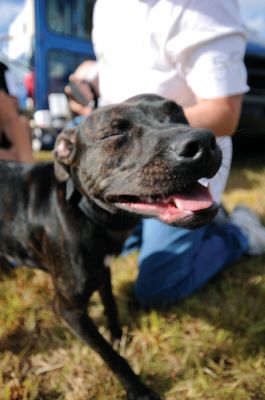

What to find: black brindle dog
left=0, top=94, right=221, bottom=399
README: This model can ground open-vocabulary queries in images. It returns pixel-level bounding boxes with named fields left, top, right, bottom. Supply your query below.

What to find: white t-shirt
left=92, top=0, right=249, bottom=202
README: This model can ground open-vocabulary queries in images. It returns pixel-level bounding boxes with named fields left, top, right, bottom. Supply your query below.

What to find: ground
left=0, top=143, right=265, bottom=399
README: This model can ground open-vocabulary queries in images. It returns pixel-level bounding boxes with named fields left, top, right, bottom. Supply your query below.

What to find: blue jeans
left=123, top=219, right=249, bottom=307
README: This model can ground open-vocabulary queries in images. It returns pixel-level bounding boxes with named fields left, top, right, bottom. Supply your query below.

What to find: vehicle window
left=46, top=0, right=96, bottom=39
left=47, top=49, right=89, bottom=93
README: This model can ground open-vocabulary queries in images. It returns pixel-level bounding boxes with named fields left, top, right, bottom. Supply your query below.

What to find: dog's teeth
left=145, top=197, right=153, bottom=204
left=198, top=178, right=209, bottom=187
left=173, top=199, right=184, bottom=209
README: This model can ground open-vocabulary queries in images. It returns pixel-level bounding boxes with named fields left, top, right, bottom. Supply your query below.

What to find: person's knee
left=134, top=281, right=164, bottom=308
left=134, top=278, right=182, bottom=308
left=134, top=222, right=207, bottom=307
left=134, top=257, right=182, bottom=308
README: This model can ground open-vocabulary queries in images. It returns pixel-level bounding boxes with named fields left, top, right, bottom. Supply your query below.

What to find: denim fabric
left=123, top=218, right=249, bottom=307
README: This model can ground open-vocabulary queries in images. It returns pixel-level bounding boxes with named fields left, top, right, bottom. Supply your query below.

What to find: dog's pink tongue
left=170, top=183, right=213, bottom=211
left=114, top=182, right=214, bottom=225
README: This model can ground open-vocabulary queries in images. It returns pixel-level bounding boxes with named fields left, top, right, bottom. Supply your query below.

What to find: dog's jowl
left=0, top=94, right=221, bottom=399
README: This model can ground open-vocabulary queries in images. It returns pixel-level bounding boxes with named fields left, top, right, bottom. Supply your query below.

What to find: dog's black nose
left=171, top=128, right=222, bottom=178
left=178, top=128, right=217, bottom=158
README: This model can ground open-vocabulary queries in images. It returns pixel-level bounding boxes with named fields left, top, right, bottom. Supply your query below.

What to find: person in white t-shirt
left=67, top=0, right=265, bottom=307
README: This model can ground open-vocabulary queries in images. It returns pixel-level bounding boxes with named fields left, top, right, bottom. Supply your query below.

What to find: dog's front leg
left=98, top=265, right=122, bottom=341
left=0, top=256, right=15, bottom=275
left=54, top=297, right=161, bottom=400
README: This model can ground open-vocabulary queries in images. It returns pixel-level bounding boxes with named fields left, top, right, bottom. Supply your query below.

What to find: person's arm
left=184, top=94, right=243, bottom=137
left=0, top=91, right=33, bottom=163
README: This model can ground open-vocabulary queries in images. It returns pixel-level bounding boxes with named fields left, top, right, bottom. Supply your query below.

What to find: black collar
left=65, top=178, right=139, bottom=231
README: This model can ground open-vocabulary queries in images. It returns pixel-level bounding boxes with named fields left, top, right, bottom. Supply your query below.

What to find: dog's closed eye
left=111, top=118, right=131, bottom=131
left=99, top=119, right=132, bottom=140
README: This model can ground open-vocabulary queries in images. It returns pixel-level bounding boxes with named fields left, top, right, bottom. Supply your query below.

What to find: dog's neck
left=65, top=178, right=139, bottom=231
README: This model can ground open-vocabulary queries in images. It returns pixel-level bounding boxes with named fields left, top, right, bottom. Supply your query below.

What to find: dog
left=0, top=94, right=222, bottom=399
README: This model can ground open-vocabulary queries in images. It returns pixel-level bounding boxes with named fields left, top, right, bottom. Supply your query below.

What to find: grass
left=0, top=150, right=265, bottom=399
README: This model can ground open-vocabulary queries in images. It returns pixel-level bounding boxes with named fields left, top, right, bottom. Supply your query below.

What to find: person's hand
left=65, top=60, right=99, bottom=116
left=65, top=79, right=96, bottom=116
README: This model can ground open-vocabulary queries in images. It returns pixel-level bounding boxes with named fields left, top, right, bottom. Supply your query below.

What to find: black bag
left=0, top=62, right=9, bottom=93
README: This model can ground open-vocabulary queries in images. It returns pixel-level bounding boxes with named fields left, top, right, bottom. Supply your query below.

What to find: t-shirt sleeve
left=185, top=34, right=249, bottom=99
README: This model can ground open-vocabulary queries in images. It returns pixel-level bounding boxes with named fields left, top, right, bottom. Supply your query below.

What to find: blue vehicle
left=238, top=36, right=265, bottom=137
left=15, top=0, right=97, bottom=149
left=34, top=0, right=96, bottom=111
left=1, top=0, right=96, bottom=149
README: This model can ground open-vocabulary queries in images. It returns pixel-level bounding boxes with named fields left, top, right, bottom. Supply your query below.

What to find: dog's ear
left=53, top=128, right=77, bottom=182
left=162, top=100, right=188, bottom=125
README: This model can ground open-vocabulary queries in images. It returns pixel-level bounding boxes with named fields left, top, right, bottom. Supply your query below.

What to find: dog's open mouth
left=107, top=180, right=214, bottom=224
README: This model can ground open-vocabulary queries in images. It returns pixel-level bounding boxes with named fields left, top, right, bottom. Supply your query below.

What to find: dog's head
left=54, top=94, right=222, bottom=229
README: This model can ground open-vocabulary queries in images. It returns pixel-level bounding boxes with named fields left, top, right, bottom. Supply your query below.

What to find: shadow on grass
left=175, top=256, right=265, bottom=355
left=0, top=321, right=69, bottom=356
left=118, top=254, right=265, bottom=358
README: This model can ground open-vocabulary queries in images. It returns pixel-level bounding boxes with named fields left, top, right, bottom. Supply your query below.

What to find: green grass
left=0, top=155, right=265, bottom=399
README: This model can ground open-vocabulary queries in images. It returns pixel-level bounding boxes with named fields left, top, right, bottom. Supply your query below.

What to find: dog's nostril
left=180, top=141, right=200, bottom=158
left=210, top=136, right=217, bottom=152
